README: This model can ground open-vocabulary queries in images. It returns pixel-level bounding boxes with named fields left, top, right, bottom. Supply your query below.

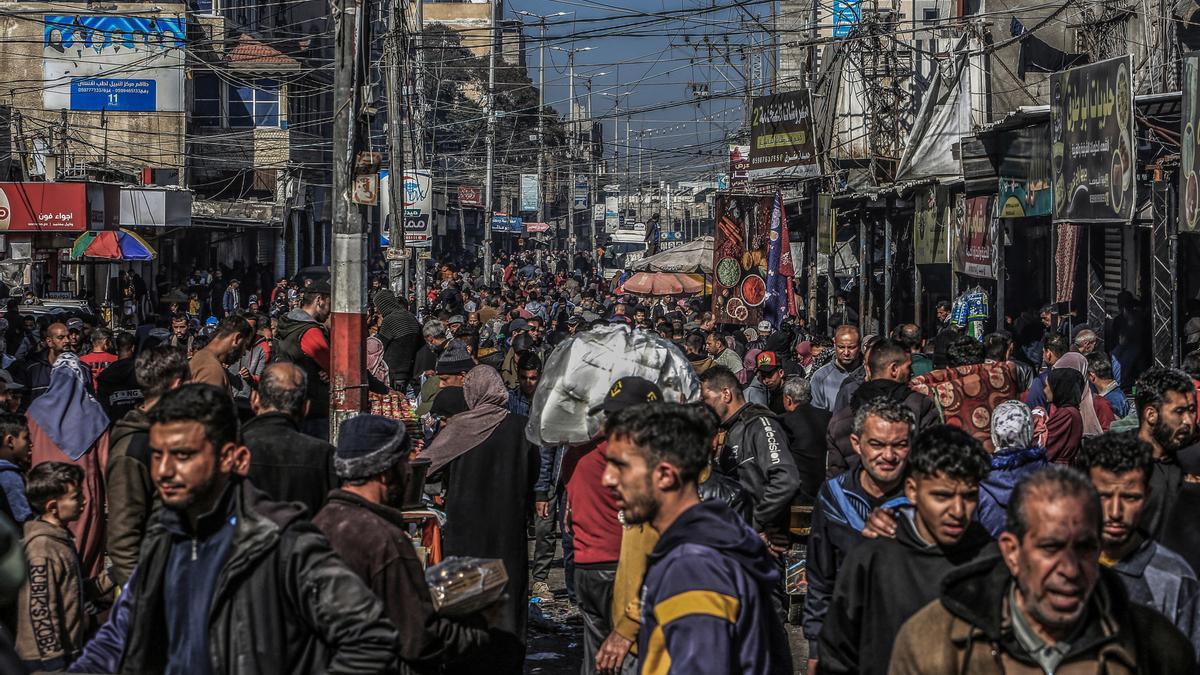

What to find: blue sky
left=508, top=0, right=776, bottom=182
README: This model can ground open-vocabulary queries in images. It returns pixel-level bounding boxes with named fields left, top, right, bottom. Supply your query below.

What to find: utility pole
left=482, top=0, right=497, bottom=282
left=567, top=50, right=576, bottom=250
left=330, top=0, right=369, bottom=439
left=412, top=0, right=427, bottom=311
left=537, top=17, right=547, bottom=242
left=384, top=0, right=406, bottom=297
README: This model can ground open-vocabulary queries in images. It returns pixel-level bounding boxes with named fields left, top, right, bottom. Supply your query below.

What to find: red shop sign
left=0, top=183, right=87, bottom=232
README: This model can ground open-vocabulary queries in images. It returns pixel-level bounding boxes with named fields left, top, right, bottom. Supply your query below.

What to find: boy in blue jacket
left=601, top=402, right=792, bottom=675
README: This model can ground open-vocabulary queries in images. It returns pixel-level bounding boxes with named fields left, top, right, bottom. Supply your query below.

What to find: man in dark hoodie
left=106, top=344, right=189, bottom=588
left=373, top=290, right=422, bottom=391
left=891, top=465, right=1193, bottom=673
left=818, top=425, right=996, bottom=675
left=600, top=402, right=792, bottom=675
left=273, top=280, right=332, bottom=440
left=825, top=338, right=939, bottom=475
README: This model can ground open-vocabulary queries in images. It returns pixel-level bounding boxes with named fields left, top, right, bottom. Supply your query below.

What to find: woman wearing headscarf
left=1052, top=351, right=1113, bottom=433
left=1043, top=368, right=1085, bottom=465
left=977, top=400, right=1048, bottom=537
left=26, top=353, right=110, bottom=581
left=421, top=365, right=537, bottom=675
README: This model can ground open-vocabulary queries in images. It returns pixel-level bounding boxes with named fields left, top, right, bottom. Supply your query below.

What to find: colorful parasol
left=70, top=229, right=157, bottom=261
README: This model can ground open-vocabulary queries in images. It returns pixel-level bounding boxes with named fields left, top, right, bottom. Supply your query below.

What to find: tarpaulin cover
left=896, top=34, right=972, bottom=183
left=525, top=324, right=700, bottom=446
left=631, top=236, right=714, bottom=274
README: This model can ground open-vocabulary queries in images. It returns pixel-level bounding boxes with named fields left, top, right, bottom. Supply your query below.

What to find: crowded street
left=0, top=0, right=1199, bottom=673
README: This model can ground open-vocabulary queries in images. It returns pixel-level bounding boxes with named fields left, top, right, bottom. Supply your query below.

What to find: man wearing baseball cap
left=745, top=351, right=788, bottom=415
left=564, top=376, right=662, bottom=674
left=314, top=414, right=489, bottom=671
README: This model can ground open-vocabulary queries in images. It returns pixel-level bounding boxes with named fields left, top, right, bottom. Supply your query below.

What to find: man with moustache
left=1130, top=368, right=1197, bottom=539
left=890, top=465, right=1193, bottom=673
left=67, top=383, right=397, bottom=673
left=1078, top=430, right=1200, bottom=663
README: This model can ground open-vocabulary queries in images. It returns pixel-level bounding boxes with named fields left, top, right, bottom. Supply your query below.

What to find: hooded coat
left=817, top=510, right=996, bottom=675
left=105, top=407, right=155, bottom=587
left=639, top=499, right=792, bottom=675
left=889, top=556, right=1194, bottom=674
left=437, top=409, right=538, bottom=674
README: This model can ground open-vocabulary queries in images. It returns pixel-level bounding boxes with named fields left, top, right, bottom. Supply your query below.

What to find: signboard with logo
left=748, top=91, right=820, bottom=181
left=401, top=169, right=433, bottom=247
left=573, top=179, right=588, bottom=210
left=1050, top=55, right=1134, bottom=223
left=458, top=185, right=483, bottom=208
left=0, top=182, right=87, bottom=231
left=913, top=185, right=952, bottom=264
left=43, top=15, right=185, bottom=112
left=520, top=174, right=539, bottom=212
left=490, top=213, right=523, bottom=233
left=832, top=0, right=860, bottom=36
left=1182, top=53, right=1200, bottom=232
left=604, top=196, right=619, bottom=233
left=593, top=203, right=605, bottom=222
left=954, top=195, right=997, bottom=278
left=997, top=124, right=1052, bottom=218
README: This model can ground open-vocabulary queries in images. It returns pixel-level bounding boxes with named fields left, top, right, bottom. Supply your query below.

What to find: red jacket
left=562, top=439, right=622, bottom=566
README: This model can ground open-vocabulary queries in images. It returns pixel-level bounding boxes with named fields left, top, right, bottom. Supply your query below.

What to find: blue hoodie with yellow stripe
left=638, top=499, right=792, bottom=675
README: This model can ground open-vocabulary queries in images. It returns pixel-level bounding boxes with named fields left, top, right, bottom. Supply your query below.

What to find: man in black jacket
left=69, top=383, right=397, bottom=673
left=778, top=375, right=830, bottom=506
left=314, top=414, right=488, bottom=674
left=244, top=363, right=336, bottom=517
left=699, top=366, right=800, bottom=542
left=818, top=425, right=996, bottom=675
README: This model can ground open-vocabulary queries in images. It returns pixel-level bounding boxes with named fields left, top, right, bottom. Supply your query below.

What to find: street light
left=514, top=10, right=570, bottom=244
left=550, top=45, right=594, bottom=253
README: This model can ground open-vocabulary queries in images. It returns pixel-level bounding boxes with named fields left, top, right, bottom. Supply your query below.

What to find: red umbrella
left=620, top=272, right=705, bottom=296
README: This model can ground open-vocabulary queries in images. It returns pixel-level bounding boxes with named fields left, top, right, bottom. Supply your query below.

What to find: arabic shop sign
left=748, top=90, right=820, bottom=181
left=1050, top=55, right=1134, bottom=224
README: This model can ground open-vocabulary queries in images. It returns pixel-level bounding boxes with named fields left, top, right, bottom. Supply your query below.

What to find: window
left=228, top=79, right=279, bottom=127
left=194, top=73, right=221, bottom=127
left=922, top=8, right=938, bottom=23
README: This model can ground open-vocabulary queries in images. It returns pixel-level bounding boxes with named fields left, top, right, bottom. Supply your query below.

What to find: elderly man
left=779, top=375, right=830, bottom=506
left=810, top=325, right=861, bottom=412
left=890, top=465, right=1192, bottom=673
left=1074, top=328, right=1122, bottom=385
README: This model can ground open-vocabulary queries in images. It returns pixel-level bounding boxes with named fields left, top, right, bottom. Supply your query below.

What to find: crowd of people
left=0, top=248, right=1193, bottom=673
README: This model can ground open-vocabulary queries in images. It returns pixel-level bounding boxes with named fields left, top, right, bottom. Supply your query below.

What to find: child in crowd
left=0, top=413, right=32, bottom=524
left=15, top=462, right=91, bottom=672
